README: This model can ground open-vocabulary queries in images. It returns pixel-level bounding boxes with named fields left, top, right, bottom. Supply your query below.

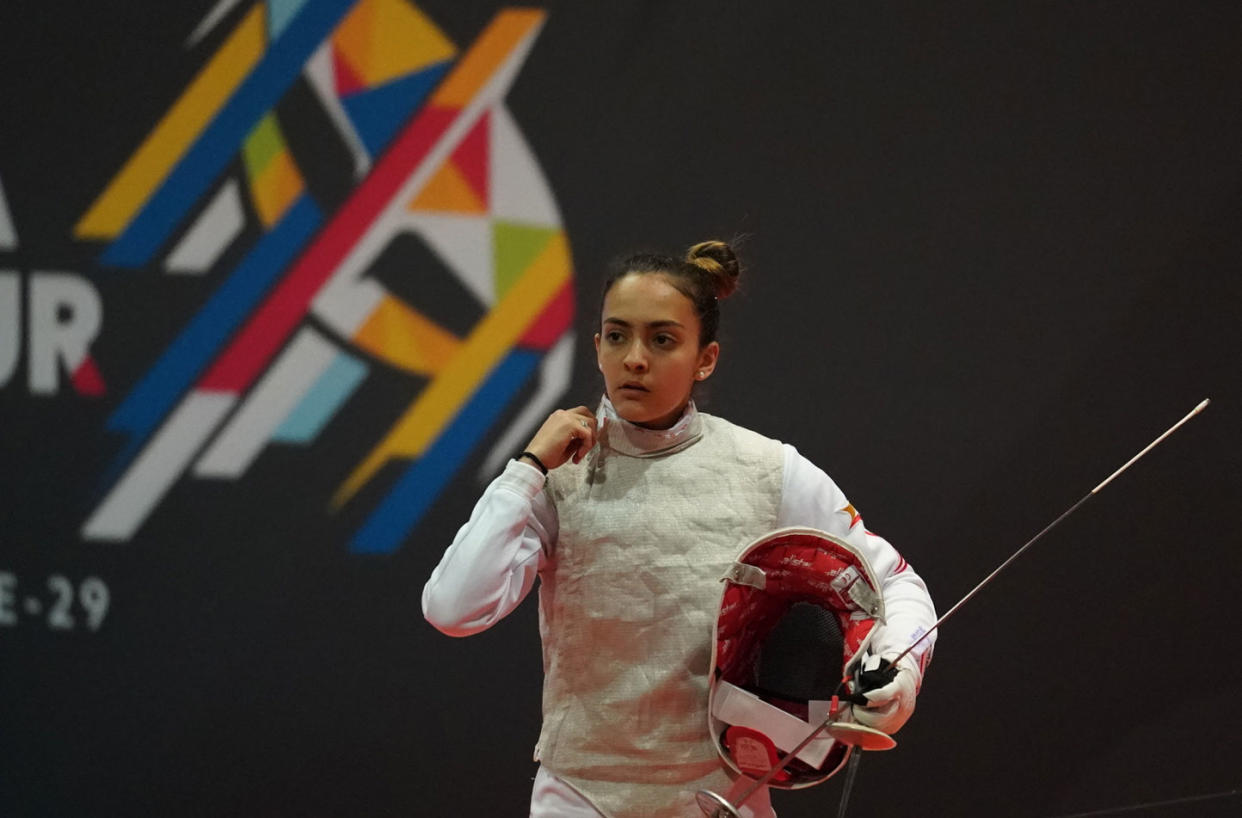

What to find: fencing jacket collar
left=597, top=396, right=703, bottom=457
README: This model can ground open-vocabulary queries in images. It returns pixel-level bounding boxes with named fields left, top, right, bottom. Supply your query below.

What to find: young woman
left=423, top=241, right=936, bottom=818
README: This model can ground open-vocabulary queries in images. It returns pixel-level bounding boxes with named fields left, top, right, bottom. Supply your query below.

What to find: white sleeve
left=778, top=444, right=937, bottom=681
left=421, top=459, right=557, bottom=637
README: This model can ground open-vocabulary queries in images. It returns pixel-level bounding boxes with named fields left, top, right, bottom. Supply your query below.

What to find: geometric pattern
left=78, top=3, right=574, bottom=554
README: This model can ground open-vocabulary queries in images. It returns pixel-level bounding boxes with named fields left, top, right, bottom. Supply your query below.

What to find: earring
left=696, top=371, right=706, bottom=380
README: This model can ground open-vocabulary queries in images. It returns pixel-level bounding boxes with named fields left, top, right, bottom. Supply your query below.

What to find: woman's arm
left=777, top=445, right=936, bottom=732
left=423, top=405, right=600, bottom=636
left=421, top=459, right=557, bottom=636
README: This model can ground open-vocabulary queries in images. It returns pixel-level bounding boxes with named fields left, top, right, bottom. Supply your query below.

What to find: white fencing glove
left=851, top=654, right=918, bottom=735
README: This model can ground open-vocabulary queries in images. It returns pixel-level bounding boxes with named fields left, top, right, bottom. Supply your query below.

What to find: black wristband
left=516, top=450, right=548, bottom=475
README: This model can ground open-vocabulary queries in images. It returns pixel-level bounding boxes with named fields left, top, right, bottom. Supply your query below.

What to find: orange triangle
left=332, top=0, right=378, bottom=86
left=333, top=45, right=367, bottom=97
left=334, top=0, right=457, bottom=87
left=368, top=0, right=457, bottom=80
left=408, top=159, right=486, bottom=214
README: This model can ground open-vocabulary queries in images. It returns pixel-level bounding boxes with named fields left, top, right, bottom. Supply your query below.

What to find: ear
left=594, top=332, right=602, bottom=369
left=695, top=341, right=720, bottom=381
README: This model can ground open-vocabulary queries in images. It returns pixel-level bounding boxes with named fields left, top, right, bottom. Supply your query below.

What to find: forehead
left=601, top=273, right=698, bottom=326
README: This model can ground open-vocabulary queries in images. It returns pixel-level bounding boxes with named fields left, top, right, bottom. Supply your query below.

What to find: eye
left=653, top=333, right=676, bottom=347
left=605, top=330, right=625, bottom=344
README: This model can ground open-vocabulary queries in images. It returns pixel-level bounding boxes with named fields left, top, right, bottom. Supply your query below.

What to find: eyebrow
left=602, top=317, right=686, bottom=329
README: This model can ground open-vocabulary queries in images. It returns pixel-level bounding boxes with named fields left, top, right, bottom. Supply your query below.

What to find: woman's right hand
left=522, top=406, right=600, bottom=471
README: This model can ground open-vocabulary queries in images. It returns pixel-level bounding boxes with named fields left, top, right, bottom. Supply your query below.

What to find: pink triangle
left=333, top=46, right=366, bottom=97
left=451, top=111, right=490, bottom=208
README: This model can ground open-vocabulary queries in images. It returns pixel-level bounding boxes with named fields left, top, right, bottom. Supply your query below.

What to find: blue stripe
left=101, top=0, right=354, bottom=267
left=349, top=349, right=541, bottom=555
left=106, top=195, right=321, bottom=450
left=273, top=351, right=368, bottom=443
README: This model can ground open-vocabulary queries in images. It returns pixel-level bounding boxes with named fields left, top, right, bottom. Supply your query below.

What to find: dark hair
left=600, top=240, right=741, bottom=346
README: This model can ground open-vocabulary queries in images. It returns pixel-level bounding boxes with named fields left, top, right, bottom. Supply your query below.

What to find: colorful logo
left=79, top=1, right=575, bottom=553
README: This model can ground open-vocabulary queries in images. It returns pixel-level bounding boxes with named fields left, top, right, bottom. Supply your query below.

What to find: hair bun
left=685, top=240, right=741, bottom=300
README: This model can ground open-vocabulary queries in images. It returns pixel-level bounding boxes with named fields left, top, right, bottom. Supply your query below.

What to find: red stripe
left=518, top=278, right=574, bottom=349
left=453, top=111, right=490, bottom=207
left=200, top=105, right=459, bottom=392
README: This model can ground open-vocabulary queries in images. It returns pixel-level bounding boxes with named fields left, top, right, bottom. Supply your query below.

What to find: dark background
left=1, top=1, right=1239, bottom=815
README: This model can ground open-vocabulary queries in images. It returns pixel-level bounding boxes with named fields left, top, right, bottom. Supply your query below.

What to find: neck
left=629, top=402, right=691, bottom=430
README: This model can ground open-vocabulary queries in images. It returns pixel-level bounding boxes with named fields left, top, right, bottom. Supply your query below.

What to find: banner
left=3, top=2, right=1240, bottom=816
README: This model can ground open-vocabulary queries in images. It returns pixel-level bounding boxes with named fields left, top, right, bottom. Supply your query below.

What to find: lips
left=618, top=382, right=648, bottom=392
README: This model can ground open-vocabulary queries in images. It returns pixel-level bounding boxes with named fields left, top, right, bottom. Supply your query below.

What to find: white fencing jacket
left=423, top=400, right=936, bottom=817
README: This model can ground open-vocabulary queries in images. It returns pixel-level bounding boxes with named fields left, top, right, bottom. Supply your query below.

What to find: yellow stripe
left=352, top=294, right=461, bottom=375
left=75, top=6, right=266, bottom=239
left=429, top=8, right=544, bottom=109
left=333, top=232, right=570, bottom=507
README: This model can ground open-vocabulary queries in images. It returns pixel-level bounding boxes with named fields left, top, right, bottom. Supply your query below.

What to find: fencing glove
left=851, top=654, right=918, bottom=735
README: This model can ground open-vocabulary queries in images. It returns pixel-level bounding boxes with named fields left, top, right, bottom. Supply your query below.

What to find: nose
left=623, top=340, right=647, bottom=371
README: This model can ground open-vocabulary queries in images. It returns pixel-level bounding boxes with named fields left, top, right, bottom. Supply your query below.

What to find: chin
left=611, top=400, right=647, bottom=423
left=610, top=394, right=654, bottom=424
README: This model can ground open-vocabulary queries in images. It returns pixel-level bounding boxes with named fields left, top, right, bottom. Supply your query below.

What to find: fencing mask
left=706, top=527, right=886, bottom=787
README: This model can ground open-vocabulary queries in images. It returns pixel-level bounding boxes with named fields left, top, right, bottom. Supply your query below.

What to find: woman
left=423, top=241, right=936, bottom=818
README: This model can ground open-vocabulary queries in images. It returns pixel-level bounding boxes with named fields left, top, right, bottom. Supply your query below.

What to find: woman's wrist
left=516, top=450, right=549, bottom=475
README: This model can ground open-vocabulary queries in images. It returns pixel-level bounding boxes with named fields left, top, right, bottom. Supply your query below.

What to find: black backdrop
left=2, top=2, right=1240, bottom=816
